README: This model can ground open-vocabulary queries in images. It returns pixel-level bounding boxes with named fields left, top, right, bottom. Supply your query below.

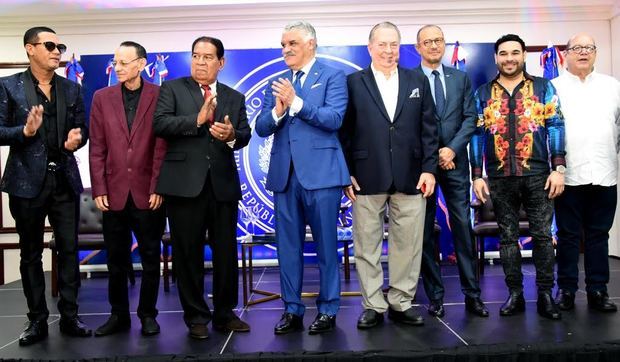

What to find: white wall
left=1, top=1, right=619, bottom=283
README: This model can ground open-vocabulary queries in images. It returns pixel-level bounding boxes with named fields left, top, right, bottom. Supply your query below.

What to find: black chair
left=50, top=188, right=134, bottom=297
left=471, top=191, right=530, bottom=276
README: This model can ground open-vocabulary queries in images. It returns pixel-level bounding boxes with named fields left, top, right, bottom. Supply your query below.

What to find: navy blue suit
left=256, top=60, right=349, bottom=316
left=0, top=69, right=88, bottom=322
left=415, top=65, right=481, bottom=301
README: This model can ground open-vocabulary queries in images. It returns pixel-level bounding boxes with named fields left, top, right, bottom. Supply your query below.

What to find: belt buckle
left=47, top=162, right=58, bottom=172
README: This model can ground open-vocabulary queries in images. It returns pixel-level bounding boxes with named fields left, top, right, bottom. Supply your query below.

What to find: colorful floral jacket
left=469, top=73, right=566, bottom=179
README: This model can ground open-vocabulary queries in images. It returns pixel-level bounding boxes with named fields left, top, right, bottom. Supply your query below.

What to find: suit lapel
left=186, top=77, right=204, bottom=112
left=360, top=67, right=391, bottom=122
left=55, top=76, right=66, bottom=148
left=442, top=65, right=454, bottom=119
left=392, top=67, right=409, bottom=121
left=300, top=61, right=321, bottom=97
left=214, top=82, right=226, bottom=123
left=111, top=84, right=130, bottom=141
left=22, top=70, right=38, bottom=110
left=129, top=80, right=154, bottom=141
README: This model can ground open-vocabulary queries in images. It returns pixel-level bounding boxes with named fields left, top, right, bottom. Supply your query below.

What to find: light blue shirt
left=421, top=64, right=446, bottom=104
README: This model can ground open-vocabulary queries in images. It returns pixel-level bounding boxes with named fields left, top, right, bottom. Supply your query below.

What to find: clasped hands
left=271, top=78, right=297, bottom=118
left=23, top=104, right=82, bottom=151
left=197, top=94, right=235, bottom=142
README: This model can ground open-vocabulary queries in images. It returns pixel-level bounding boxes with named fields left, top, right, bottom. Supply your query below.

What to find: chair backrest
left=78, top=188, right=103, bottom=234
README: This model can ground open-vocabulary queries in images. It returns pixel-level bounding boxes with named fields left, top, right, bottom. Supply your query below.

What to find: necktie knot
left=432, top=70, right=440, bottom=77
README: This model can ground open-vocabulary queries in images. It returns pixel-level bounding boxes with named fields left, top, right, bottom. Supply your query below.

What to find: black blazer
left=0, top=70, right=88, bottom=198
left=340, top=66, right=438, bottom=195
left=414, top=65, right=477, bottom=176
left=153, top=77, right=251, bottom=201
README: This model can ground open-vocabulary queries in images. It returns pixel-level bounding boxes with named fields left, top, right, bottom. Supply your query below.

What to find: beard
left=497, top=61, right=524, bottom=77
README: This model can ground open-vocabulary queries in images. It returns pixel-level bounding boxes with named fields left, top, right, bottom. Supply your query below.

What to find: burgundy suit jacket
left=89, top=80, right=167, bottom=210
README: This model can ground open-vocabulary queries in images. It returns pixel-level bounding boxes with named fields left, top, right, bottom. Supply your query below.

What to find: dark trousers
left=166, top=174, right=239, bottom=326
left=555, top=184, right=617, bottom=293
left=488, top=175, right=555, bottom=293
left=422, top=166, right=480, bottom=301
left=103, top=194, right=165, bottom=319
left=9, top=171, right=79, bottom=322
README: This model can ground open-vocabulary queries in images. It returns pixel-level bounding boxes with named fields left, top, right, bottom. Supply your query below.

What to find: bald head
left=566, top=33, right=596, bottom=49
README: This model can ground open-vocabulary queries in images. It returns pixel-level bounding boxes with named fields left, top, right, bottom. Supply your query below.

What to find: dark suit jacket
left=340, top=66, right=438, bottom=195
left=0, top=70, right=88, bottom=198
left=153, top=77, right=251, bottom=201
left=414, top=65, right=476, bottom=175
left=89, top=80, right=167, bottom=210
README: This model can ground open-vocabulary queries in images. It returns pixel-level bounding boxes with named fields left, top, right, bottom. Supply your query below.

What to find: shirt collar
left=420, top=64, right=443, bottom=78
left=27, top=67, right=57, bottom=86
left=197, top=79, right=218, bottom=94
left=563, top=68, right=597, bottom=83
left=370, top=63, right=398, bottom=79
left=295, top=57, right=316, bottom=78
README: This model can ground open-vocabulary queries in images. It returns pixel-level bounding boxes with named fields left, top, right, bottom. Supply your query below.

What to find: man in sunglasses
left=0, top=26, right=91, bottom=345
left=552, top=33, right=620, bottom=313
left=89, top=41, right=167, bottom=337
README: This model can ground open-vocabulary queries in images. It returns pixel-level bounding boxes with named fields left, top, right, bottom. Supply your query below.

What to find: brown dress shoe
left=213, top=316, right=250, bottom=332
left=189, top=324, right=209, bottom=339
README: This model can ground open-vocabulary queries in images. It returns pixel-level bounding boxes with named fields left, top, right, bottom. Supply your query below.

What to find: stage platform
left=1, top=258, right=620, bottom=361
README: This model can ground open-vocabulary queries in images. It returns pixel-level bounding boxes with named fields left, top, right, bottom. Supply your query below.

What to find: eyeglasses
left=567, top=45, right=596, bottom=54
left=30, top=41, right=67, bottom=54
left=111, top=57, right=141, bottom=67
left=421, top=38, right=445, bottom=47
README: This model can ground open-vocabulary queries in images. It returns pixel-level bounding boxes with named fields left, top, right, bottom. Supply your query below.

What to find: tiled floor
left=1, top=258, right=620, bottom=360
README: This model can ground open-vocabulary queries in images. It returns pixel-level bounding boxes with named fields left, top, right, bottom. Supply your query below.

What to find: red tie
left=201, top=84, right=214, bottom=125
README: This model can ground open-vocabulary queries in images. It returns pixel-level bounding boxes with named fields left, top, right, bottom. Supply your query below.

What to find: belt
left=47, top=162, right=64, bottom=172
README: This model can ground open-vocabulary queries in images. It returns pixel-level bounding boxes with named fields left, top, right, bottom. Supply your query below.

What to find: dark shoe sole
left=94, top=324, right=131, bottom=337
left=499, top=306, right=525, bottom=316
left=141, top=329, right=160, bottom=336
left=274, top=326, right=303, bottom=335
left=588, top=304, right=618, bottom=313
left=189, top=332, right=209, bottom=339
left=387, top=315, right=424, bottom=326
left=308, top=326, right=334, bottom=335
left=213, top=324, right=250, bottom=333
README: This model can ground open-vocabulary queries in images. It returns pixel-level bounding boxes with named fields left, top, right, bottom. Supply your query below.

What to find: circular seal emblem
left=233, top=54, right=361, bottom=257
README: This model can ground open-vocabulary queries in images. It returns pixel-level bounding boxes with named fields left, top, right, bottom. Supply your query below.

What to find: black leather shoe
left=213, top=316, right=250, bottom=332
left=18, top=320, right=48, bottom=346
left=140, top=317, right=160, bottom=336
left=499, top=292, right=526, bottom=316
left=555, top=289, right=575, bottom=311
left=388, top=307, right=424, bottom=326
left=537, top=291, right=561, bottom=320
left=95, top=315, right=131, bottom=337
left=308, top=313, right=336, bottom=335
left=465, top=296, right=489, bottom=317
left=356, top=309, right=384, bottom=329
left=428, top=300, right=445, bottom=318
left=59, top=316, right=92, bottom=337
left=274, top=313, right=303, bottom=335
left=588, top=291, right=618, bottom=312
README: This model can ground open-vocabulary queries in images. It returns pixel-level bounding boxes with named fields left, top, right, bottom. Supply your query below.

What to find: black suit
left=153, top=77, right=250, bottom=326
left=415, top=65, right=481, bottom=301
left=0, top=69, right=88, bottom=321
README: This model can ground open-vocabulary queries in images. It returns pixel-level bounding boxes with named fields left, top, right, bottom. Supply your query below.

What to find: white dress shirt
left=420, top=64, right=447, bottom=106
left=272, top=57, right=317, bottom=124
left=371, top=63, right=399, bottom=122
left=552, top=70, right=620, bottom=186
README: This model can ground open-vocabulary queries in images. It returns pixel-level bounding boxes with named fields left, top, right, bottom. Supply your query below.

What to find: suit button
left=128, top=148, right=132, bottom=152
left=206, top=156, right=211, bottom=160
left=390, top=126, right=394, bottom=131
left=128, top=168, right=132, bottom=172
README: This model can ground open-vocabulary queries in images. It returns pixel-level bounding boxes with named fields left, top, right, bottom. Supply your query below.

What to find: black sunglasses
left=31, top=41, right=67, bottom=54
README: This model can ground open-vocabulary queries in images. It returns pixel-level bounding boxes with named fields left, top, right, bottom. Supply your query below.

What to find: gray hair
left=369, top=22, right=401, bottom=43
left=284, top=21, right=317, bottom=49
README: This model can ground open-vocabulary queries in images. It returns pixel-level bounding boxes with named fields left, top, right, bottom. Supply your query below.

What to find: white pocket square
left=409, top=88, right=420, bottom=98
left=311, top=83, right=322, bottom=89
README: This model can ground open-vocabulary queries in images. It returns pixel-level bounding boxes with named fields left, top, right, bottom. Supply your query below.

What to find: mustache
left=283, top=52, right=295, bottom=57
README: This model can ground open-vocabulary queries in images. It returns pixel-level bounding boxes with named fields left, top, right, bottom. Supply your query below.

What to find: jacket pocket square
left=409, top=88, right=420, bottom=98
left=311, top=83, right=322, bottom=89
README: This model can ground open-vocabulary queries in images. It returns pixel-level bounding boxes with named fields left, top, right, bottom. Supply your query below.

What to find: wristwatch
left=554, top=165, right=566, bottom=174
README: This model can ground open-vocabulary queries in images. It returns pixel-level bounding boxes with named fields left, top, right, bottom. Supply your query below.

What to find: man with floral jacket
left=469, top=34, right=566, bottom=320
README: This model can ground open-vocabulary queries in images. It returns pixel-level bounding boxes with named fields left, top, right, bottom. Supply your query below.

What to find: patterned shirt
left=469, top=73, right=566, bottom=179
